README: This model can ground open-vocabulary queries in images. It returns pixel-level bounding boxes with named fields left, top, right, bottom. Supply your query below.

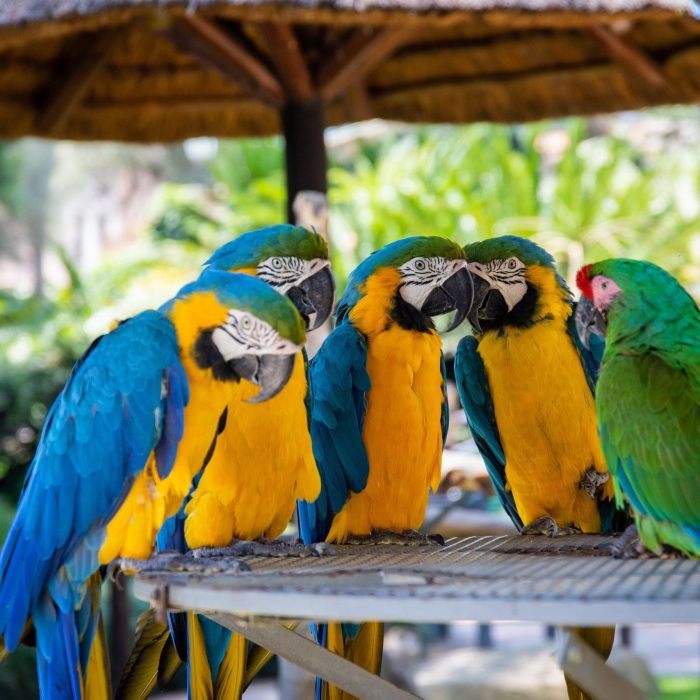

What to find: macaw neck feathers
left=525, top=265, right=571, bottom=325
left=193, top=329, right=241, bottom=382
left=348, top=267, right=434, bottom=337
left=391, top=293, right=435, bottom=333
left=481, top=264, right=571, bottom=336
left=168, top=292, right=229, bottom=375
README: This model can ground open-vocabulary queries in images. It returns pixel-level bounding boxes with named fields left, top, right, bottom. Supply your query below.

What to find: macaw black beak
left=286, top=266, right=335, bottom=331
left=228, top=353, right=297, bottom=403
left=575, top=296, right=607, bottom=349
left=421, top=267, right=474, bottom=332
left=466, top=274, right=492, bottom=334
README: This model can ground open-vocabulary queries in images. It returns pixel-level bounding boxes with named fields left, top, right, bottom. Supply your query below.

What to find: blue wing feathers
left=0, top=310, right=189, bottom=663
left=155, top=362, right=189, bottom=480
left=298, top=321, right=370, bottom=544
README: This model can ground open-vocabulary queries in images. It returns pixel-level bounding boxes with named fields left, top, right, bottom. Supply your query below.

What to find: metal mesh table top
left=133, top=535, right=700, bottom=626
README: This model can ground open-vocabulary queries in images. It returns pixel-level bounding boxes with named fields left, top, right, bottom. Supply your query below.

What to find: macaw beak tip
left=465, top=274, right=492, bottom=334
left=422, top=267, right=474, bottom=332
left=288, top=266, right=335, bottom=331
left=574, top=296, right=607, bottom=349
left=228, top=353, right=297, bottom=403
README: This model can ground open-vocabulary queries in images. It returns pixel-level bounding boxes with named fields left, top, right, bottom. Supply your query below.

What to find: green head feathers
left=171, top=269, right=306, bottom=346
left=465, top=236, right=555, bottom=269
left=338, top=236, right=465, bottom=314
left=577, top=258, right=699, bottom=348
left=465, top=235, right=568, bottom=289
left=204, top=224, right=328, bottom=271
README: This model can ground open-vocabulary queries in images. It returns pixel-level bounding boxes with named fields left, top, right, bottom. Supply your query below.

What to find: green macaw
left=576, top=258, right=700, bottom=557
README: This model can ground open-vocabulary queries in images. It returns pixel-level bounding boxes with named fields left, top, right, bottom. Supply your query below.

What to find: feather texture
left=116, top=609, right=181, bottom=700
left=454, top=260, right=620, bottom=534
left=297, top=321, right=370, bottom=544
left=585, top=258, right=700, bottom=555
left=0, top=311, right=185, bottom=700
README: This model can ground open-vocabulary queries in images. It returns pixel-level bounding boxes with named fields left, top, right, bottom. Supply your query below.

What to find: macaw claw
left=189, top=538, right=335, bottom=559
left=116, top=553, right=252, bottom=574
left=579, top=466, right=610, bottom=500
left=596, top=524, right=642, bottom=558
left=345, top=529, right=446, bottom=547
left=306, top=542, right=336, bottom=557
left=521, top=516, right=581, bottom=538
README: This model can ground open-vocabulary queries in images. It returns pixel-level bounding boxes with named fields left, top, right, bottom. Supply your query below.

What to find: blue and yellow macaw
left=117, top=224, right=334, bottom=700
left=298, top=236, right=473, bottom=700
left=0, top=270, right=305, bottom=700
left=453, top=236, right=628, bottom=700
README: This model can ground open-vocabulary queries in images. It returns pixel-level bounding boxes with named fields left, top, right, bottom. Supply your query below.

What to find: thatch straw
left=0, top=1, right=697, bottom=141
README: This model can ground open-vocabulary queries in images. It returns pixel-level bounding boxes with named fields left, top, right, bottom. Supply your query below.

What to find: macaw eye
left=508, top=258, right=518, bottom=270
left=240, top=315, right=253, bottom=330
left=271, top=258, right=284, bottom=270
left=601, top=281, right=608, bottom=291
left=414, top=259, right=426, bottom=271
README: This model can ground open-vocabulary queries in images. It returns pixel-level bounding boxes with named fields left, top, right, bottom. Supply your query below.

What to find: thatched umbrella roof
left=0, top=1, right=698, bottom=142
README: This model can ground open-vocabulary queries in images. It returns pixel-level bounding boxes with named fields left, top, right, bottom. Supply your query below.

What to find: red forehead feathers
left=576, top=264, right=594, bottom=299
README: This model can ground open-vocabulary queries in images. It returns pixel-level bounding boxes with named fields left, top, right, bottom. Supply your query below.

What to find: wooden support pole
left=343, top=83, right=373, bottom=122
left=38, top=31, right=120, bottom=134
left=282, top=97, right=327, bottom=223
left=558, top=628, right=645, bottom=700
left=162, top=14, right=284, bottom=106
left=259, top=23, right=313, bottom=101
left=319, top=26, right=418, bottom=102
left=208, top=614, right=419, bottom=700
left=589, top=25, right=666, bottom=86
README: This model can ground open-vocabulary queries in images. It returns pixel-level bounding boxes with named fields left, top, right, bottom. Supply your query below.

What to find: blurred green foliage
left=655, top=675, right=700, bottom=700
left=0, top=264, right=90, bottom=509
left=146, top=118, right=700, bottom=295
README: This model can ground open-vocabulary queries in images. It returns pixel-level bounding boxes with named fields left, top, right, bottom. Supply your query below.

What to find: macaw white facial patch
left=257, top=256, right=330, bottom=293
left=398, top=257, right=468, bottom=310
left=468, top=256, right=527, bottom=311
left=212, top=309, right=301, bottom=361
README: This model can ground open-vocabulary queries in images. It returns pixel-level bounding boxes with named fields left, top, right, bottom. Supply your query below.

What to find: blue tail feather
left=34, top=594, right=82, bottom=700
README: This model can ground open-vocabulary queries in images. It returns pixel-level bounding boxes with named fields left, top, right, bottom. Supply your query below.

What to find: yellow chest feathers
left=327, top=269, right=445, bottom=541
left=477, top=266, right=610, bottom=530
left=184, top=352, right=320, bottom=546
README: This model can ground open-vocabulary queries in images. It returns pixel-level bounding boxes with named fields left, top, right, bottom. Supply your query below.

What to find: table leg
left=207, top=613, right=420, bottom=700
left=557, top=628, right=646, bottom=700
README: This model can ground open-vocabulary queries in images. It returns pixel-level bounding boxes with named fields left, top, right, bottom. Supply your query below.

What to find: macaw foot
left=189, top=538, right=335, bottom=559
left=345, top=529, right=446, bottom=546
left=579, top=466, right=609, bottom=500
left=596, top=524, right=641, bottom=558
left=521, top=516, right=580, bottom=538
left=658, top=545, right=688, bottom=560
left=115, top=553, right=251, bottom=575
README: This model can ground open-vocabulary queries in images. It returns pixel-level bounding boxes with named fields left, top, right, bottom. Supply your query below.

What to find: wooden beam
left=209, top=615, right=420, bottom=700
left=343, top=83, right=373, bottom=122
left=258, top=23, right=313, bottom=102
left=589, top=25, right=666, bottom=87
left=162, top=14, right=284, bottom=106
left=318, top=26, right=418, bottom=102
left=37, top=31, right=120, bottom=134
